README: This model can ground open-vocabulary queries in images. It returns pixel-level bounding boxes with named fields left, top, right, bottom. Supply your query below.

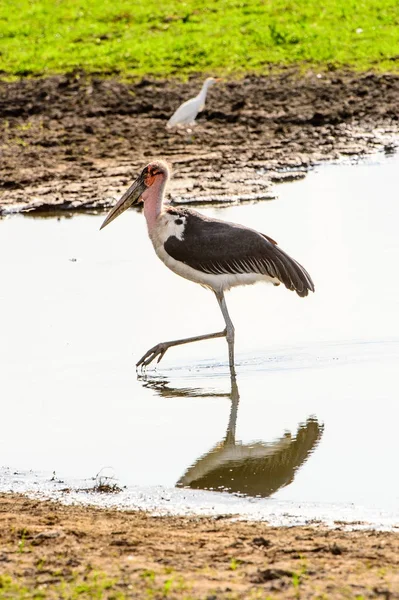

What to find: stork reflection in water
left=141, top=373, right=323, bottom=498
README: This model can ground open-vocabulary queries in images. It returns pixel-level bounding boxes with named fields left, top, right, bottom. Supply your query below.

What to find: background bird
left=166, top=77, right=219, bottom=128
left=100, top=160, right=315, bottom=372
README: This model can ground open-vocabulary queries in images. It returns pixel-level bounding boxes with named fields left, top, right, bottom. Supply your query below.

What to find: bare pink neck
left=142, top=176, right=167, bottom=233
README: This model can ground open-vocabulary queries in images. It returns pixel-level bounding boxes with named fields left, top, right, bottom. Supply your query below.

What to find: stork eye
left=175, top=219, right=183, bottom=225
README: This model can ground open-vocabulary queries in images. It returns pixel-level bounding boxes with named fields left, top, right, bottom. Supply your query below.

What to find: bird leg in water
left=136, top=291, right=236, bottom=371
left=215, top=291, right=235, bottom=371
left=136, top=329, right=227, bottom=370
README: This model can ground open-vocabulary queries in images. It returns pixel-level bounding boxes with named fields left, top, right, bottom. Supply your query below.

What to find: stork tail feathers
left=272, top=247, right=315, bottom=297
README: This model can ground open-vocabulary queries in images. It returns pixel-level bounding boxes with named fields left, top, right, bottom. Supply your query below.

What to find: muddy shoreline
left=0, top=70, right=398, bottom=214
left=1, top=493, right=398, bottom=598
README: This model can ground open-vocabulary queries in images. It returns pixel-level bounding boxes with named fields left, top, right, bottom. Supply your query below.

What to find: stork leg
left=136, top=291, right=236, bottom=371
left=215, top=291, right=235, bottom=371
left=136, top=328, right=227, bottom=369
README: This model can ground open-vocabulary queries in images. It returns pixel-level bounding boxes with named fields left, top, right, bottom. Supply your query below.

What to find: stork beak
left=100, top=173, right=146, bottom=230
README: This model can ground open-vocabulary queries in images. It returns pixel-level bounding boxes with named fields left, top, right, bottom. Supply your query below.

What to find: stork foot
left=136, top=342, right=170, bottom=370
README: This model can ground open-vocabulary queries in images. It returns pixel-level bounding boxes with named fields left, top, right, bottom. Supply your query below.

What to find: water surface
left=1, top=154, right=398, bottom=528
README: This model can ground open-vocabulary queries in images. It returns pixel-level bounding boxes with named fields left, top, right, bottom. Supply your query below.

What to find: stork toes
left=136, top=342, right=170, bottom=369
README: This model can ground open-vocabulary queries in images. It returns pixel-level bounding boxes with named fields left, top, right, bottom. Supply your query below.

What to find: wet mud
left=1, top=494, right=398, bottom=599
left=0, top=70, right=398, bottom=214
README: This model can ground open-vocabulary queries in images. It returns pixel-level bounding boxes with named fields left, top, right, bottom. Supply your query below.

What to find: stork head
left=100, top=160, right=170, bottom=230
left=142, top=160, right=170, bottom=188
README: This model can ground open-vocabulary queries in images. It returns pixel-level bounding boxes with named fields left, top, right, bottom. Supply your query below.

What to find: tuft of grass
left=140, top=569, right=156, bottom=582
left=0, top=0, right=398, bottom=78
left=292, top=557, right=308, bottom=599
left=17, top=528, right=28, bottom=554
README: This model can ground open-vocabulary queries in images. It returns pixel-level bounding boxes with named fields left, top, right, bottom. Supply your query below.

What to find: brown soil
left=0, top=70, right=398, bottom=214
left=1, top=493, right=398, bottom=599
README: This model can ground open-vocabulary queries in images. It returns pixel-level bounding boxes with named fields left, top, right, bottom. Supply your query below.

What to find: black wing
left=164, top=208, right=314, bottom=297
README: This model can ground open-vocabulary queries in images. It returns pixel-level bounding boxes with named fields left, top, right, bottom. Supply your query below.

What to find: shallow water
left=1, top=154, right=399, bottom=528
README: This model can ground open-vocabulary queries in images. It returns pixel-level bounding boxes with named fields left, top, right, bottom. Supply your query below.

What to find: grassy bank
left=0, top=0, right=398, bottom=78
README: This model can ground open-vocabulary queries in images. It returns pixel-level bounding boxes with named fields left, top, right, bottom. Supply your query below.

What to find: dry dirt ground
left=0, top=494, right=398, bottom=599
left=0, top=70, right=398, bottom=214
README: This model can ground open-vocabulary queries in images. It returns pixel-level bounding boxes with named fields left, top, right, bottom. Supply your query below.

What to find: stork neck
left=142, top=177, right=166, bottom=232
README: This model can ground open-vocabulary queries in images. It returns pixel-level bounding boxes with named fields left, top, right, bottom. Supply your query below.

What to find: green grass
left=0, top=0, right=398, bottom=78
left=0, top=571, right=192, bottom=600
left=0, top=572, right=122, bottom=600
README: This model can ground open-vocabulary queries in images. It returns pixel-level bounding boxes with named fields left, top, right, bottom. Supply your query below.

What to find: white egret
left=166, top=77, right=220, bottom=129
